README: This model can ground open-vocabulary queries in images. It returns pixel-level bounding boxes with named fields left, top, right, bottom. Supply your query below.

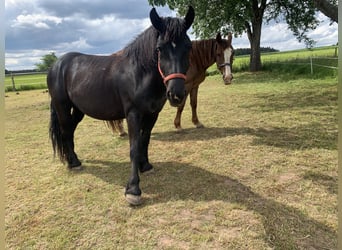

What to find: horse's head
left=215, top=32, right=234, bottom=85
left=150, top=6, right=194, bottom=107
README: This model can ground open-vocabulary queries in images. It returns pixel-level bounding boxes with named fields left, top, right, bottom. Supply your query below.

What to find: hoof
left=68, top=160, right=83, bottom=171
left=140, top=163, right=153, bottom=173
left=175, top=127, right=183, bottom=132
left=69, top=165, right=83, bottom=171
left=141, top=168, right=155, bottom=176
left=125, top=194, right=142, bottom=206
left=119, top=131, right=127, bottom=137
left=195, top=122, right=204, bottom=128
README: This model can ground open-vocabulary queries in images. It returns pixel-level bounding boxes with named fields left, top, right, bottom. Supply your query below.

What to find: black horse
left=48, top=7, right=195, bottom=205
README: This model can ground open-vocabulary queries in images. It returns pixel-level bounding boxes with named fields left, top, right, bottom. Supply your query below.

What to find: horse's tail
left=105, top=119, right=127, bottom=136
left=48, top=61, right=68, bottom=164
left=49, top=102, right=67, bottom=164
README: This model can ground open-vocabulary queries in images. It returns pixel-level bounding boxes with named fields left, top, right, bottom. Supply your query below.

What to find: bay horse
left=48, top=7, right=195, bottom=205
left=106, top=32, right=234, bottom=135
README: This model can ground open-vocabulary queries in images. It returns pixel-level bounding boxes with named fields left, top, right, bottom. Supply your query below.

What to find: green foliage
left=149, top=0, right=324, bottom=71
left=35, top=52, right=57, bottom=72
left=266, top=1, right=319, bottom=47
left=149, top=0, right=319, bottom=45
left=235, top=47, right=280, bottom=56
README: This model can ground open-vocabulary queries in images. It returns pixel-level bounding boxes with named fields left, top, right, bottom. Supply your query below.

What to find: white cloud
left=12, top=13, right=62, bottom=29
left=5, top=0, right=338, bottom=70
left=55, top=37, right=93, bottom=52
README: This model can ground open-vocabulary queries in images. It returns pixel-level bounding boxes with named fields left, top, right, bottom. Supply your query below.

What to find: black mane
left=123, top=17, right=188, bottom=71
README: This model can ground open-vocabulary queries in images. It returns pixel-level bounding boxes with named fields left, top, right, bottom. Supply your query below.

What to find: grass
left=4, top=46, right=338, bottom=93
left=5, top=71, right=337, bottom=249
left=4, top=73, right=47, bottom=92
left=207, top=45, right=338, bottom=78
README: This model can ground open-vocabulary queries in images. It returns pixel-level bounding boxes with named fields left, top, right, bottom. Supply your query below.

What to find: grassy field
left=5, top=71, right=337, bottom=249
left=4, top=73, right=47, bottom=92
left=4, top=45, right=338, bottom=92
left=207, top=45, right=338, bottom=77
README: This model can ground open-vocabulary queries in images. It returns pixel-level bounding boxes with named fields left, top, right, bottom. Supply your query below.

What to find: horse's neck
left=190, top=39, right=216, bottom=70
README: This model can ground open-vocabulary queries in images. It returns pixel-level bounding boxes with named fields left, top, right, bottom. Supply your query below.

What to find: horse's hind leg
left=50, top=101, right=84, bottom=169
left=190, top=86, right=204, bottom=128
left=174, top=95, right=188, bottom=131
left=68, top=106, right=84, bottom=167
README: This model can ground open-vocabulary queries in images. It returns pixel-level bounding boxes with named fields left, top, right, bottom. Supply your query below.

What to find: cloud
left=5, top=1, right=338, bottom=70
left=5, top=0, right=160, bottom=70
left=11, top=13, right=62, bottom=29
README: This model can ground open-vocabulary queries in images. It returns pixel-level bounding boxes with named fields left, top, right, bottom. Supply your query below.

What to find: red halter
left=157, top=52, right=187, bottom=86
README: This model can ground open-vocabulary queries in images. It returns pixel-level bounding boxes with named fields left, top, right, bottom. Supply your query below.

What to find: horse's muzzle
left=167, top=89, right=186, bottom=107
left=166, top=79, right=186, bottom=107
left=224, top=74, right=233, bottom=85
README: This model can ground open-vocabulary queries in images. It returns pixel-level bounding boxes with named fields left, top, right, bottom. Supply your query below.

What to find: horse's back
left=48, top=52, right=128, bottom=120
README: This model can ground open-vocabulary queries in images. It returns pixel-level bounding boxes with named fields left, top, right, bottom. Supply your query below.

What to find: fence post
left=11, top=73, right=16, bottom=91
left=310, top=57, right=313, bottom=74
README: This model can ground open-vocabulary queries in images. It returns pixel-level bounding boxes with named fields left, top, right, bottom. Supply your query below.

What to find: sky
left=5, top=0, right=338, bottom=70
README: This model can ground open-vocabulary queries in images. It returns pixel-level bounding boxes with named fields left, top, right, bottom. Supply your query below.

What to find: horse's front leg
left=139, top=113, right=159, bottom=173
left=125, top=111, right=143, bottom=205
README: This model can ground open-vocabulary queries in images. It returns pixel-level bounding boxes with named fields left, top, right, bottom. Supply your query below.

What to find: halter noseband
left=157, top=52, right=187, bottom=86
left=218, top=62, right=231, bottom=68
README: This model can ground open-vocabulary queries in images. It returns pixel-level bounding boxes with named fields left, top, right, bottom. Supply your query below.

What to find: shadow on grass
left=152, top=124, right=337, bottom=150
left=82, top=160, right=336, bottom=249
left=303, top=170, right=337, bottom=195
left=240, top=87, right=337, bottom=112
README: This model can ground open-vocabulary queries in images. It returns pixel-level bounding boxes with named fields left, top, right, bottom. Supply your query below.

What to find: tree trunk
left=245, top=20, right=263, bottom=72
left=313, top=0, right=338, bottom=23
left=245, top=0, right=266, bottom=72
left=249, top=24, right=262, bottom=72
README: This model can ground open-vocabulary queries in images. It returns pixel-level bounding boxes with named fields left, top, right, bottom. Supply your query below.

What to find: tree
left=148, top=0, right=320, bottom=71
left=35, top=52, right=57, bottom=72
left=313, top=0, right=338, bottom=23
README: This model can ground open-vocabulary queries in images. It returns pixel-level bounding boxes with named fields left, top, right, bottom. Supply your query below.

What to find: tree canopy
left=149, top=0, right=337, bottom=71
left=35, top=52, right=57, bottom=72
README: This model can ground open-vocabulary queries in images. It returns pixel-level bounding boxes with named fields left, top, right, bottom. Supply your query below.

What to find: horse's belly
left=70, top=90, right=124, bottom=120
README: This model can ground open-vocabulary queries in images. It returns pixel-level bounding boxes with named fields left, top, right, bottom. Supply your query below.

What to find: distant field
left=4, top=45, right=338, bottom=91
left=208, top=45, right=338, bottom=74
left=4, top=73, right=47, bottom=92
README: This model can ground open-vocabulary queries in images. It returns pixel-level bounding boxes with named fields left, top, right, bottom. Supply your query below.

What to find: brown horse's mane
left=189, top=39, right=217, bottom=70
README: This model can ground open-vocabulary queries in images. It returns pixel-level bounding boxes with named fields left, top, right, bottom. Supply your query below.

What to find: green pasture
left=207, top=45, right=338, bottom=76
left=4, top=45, right=338, bottom=92
left=234, top=46, right=338, bottom=73
left=4, top=73, right=47, bottom=92
left=5, top=70, right=337, bottom=249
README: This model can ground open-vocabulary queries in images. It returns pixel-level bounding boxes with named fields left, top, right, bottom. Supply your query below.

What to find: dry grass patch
left=5, top=72, right=337, bottom=249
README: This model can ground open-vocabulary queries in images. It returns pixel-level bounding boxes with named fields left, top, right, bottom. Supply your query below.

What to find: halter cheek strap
left=157, top=52, right=187, bottom=86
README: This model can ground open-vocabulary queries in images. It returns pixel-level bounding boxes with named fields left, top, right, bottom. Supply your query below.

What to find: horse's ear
left=184, top=6, right=195, bottom=31
left=227, top=32, right=233, bottom=44
left=216, top=33, right=222, bottom=43
left=150, top=8, right=165, bottom=33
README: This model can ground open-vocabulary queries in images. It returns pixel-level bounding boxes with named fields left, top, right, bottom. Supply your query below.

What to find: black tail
left=49, top=103, right=67, bottom=164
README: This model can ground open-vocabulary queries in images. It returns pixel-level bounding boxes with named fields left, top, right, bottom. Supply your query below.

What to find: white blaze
left=223, top=48, right=232, bottom=76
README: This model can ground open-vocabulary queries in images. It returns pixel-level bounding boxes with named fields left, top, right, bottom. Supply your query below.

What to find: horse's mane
left=190, top=39, right=217, bottom=69
left=123, top=17, right=188, bottom=71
